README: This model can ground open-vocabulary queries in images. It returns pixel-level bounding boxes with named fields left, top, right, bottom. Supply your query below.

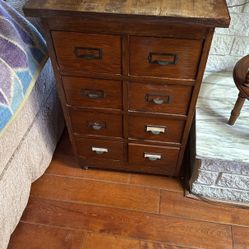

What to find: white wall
left=206, top=0, right=249, bottom=72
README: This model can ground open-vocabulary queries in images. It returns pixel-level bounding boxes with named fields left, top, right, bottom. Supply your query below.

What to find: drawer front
left=128, top=116, right=185, bottom=144
left=52, top=32, right=121, bottom=74
left=129, top=82, right=192, bottom=115
left=70, top=110, right=123, bottom=138
left=129, top=36, right=203, bottom=79
left=128, top=143, right=179, bottom=168
left=62, top=77, right=122, bottom=109
left=76, top=138, right=124, bottom=161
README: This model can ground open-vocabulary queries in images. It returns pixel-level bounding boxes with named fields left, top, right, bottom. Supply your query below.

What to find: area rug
left=189, top=72, right=249, bottom=205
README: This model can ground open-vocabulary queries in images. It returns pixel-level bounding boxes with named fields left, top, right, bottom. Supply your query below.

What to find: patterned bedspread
left=0, top=0, right=47, bottom=135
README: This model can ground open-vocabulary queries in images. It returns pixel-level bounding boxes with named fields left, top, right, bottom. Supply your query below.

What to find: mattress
left=0, top=60, right=65, bottom=249
left=0, top=60, right=54, bottom=176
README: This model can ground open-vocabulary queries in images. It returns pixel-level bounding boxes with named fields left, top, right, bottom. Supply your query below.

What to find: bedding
left=0, top=0, right=47, bottom=134
left=0, top=63, right=64, bottom=248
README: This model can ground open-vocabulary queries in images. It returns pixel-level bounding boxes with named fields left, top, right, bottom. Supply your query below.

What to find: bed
left=0, top=1, right=64, bottom=248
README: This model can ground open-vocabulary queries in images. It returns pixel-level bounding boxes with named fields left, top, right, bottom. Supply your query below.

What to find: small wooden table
left=23, top=0, right=230, bottom=177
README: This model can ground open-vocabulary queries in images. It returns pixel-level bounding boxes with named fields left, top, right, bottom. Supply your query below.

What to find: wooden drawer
left=128, top=115, right=185, bottom=144
left=52, top=32, right=122, bottom=75
left=62, top=77, right=122, bottom=109
left=129, top=36, right=203, bottom=79
left=76, top=137, right=125, bottom=161
left=128, top=143, right=179, bottom=168
left=70, top=109, right=123, bottom=138
left=128, top=82, right=192, bottom=115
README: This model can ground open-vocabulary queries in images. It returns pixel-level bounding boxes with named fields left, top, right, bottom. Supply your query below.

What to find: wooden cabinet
left=24, top=0, right=230, bottom=176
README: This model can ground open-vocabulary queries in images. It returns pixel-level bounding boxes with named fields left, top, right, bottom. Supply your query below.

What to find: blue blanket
left=0, top=0, right=48, bottom=135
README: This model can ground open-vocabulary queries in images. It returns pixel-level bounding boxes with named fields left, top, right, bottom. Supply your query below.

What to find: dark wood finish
left=23, top=0, right=230, bottom=28
left=75, top=137, right=125, bottom=161
left=69, top=109, right=123, bottom=138
left=62, top=77, right=123, bottom=110
left=45, top=17, right=209, bottom=39
left=46, top=132, right=130, bottom=183
left=129, top=36, right=203, bottom=79
left=128, top=115, right=185, bottom=144
left=175, top=28, right=215, bottom=175
left=128, top=143, right=179, bottom=175
left=52, top=32, right=122, bottom=75
left=24, top=0, right=229, bottom=176
left=128, top=82, right=192, bottom=115
left=228, top=93, right=246, bottom=125
left=228, top=54, right=249, bottom=125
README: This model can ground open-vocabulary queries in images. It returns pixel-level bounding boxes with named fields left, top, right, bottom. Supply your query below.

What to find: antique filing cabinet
left=24, top=0, right=230, bottom=176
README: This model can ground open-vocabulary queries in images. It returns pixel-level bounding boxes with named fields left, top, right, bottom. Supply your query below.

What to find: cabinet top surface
left=24, top=0, right=230, bottom=27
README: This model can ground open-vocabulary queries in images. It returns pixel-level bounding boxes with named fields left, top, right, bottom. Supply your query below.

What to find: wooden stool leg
left=228, top=93, right=245, bottom=125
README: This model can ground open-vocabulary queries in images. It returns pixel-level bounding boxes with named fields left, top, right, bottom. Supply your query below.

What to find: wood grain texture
left=128, top=115, right=185, bottom=144
left=52, top=31, right=122, bottom=75
left=128, top=82, right=192, bottom=115
left=160, top=191, right=249, bottom=227
left=30, top=174, right=160, bottom=213
left=69, top=109, right=123, bottom=138
left=8, top=222, right=84, bottom=249
left=232, top=226, right=249, bottom=249
left=75, top=137, right=125, bottom=161
left=21, top=198, right=233, bottom=249
left=46, top=131, right=130, bottom=183
left=62, top=77, right=123, bottom=110
left=83, top=232, right=199, bottom=249
left=45, top=17, right=209, bottom=40
left=24, top=0, right=230, bottom=27
left=129, top=174, right=183, bottom=192
left=128, top=143, right=179, bottom=169
left=129, top=36, right=203, bottom=80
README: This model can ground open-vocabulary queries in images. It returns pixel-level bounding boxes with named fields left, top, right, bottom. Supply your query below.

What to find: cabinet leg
left=228, top=93, right=245, bottom=125
left=80, top=165, right=89, bottom=170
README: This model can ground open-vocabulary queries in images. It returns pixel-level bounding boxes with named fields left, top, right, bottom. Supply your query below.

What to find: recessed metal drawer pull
left=146, top=125, right=166, bottom=135
left=81, top=89, right=105, bottom=99
left=74, top=47, right=102, bottom=60
left=153, top=97, right=164, bottom=105
left=144, top=153, right=162, bottom=161
left=148, top=52, right=178, bottom=66
left=145, top=94, right=172, bottom=105
left=92, top=147, right=108, bottom=155
left=88, top=122, right=106, bottom=131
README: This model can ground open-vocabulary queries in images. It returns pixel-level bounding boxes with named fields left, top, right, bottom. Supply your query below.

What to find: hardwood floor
left=8, top=132, right=249, bottom=249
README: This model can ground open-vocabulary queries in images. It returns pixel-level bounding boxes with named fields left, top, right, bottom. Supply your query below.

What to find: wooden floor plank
left=160, top=191, right=249, bottom=227
left=130, top=174, right=183, bottom=192
left=21, top=197, right=233, bottom=249
left=8, top=222, right=84, bottom=249
left=83, top=232, right=199, bottom=249
left=232, top=226, right=249, bottom=249
left=31, top=174, right=160, bottom=213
